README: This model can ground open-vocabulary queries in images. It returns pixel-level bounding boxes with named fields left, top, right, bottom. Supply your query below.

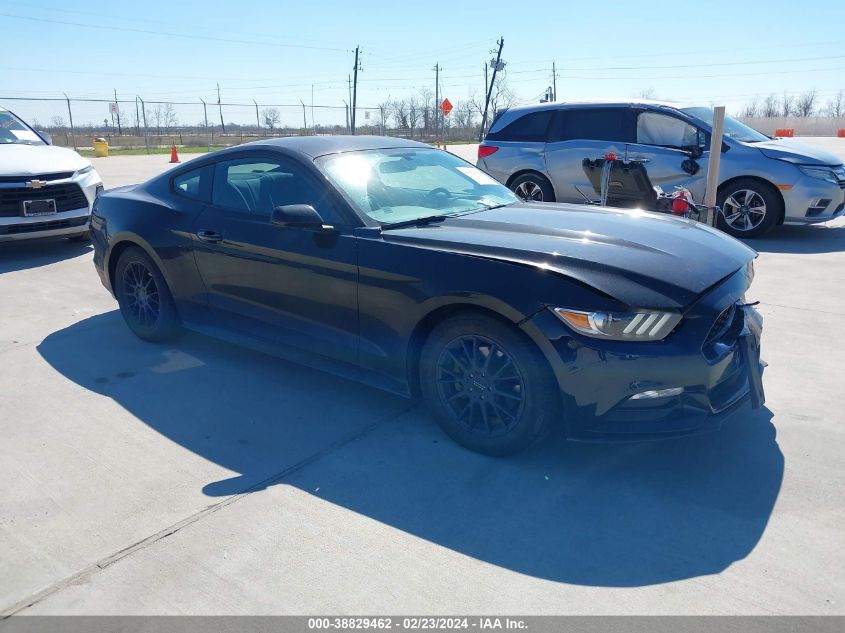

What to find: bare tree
left=419, top=88, right=434, bottom=134
left=824, top=90, right=845, bottom=117
left=392, top=99, right=410, bottom=131
left=794, top=90, right=817, bottom=117
left=781, top=91, right=795, bottom=117
left=162, top=103, right=178, bottom=130
left=740, top=95, right=760, bottom=118
left=638, top=87, right=657, bottom=99
left=262, top=107, right=281, bottom=130
left=761, top=94, right=780, bottom=118
left=49, top=115, right=66, bottom=130
left=488, top=74, right=517, bottom=122
left=453, top=100, right=477, bottom=133
left=407, top=97, right=423, bottom=138
left=377, top=99, right=392, bottom=134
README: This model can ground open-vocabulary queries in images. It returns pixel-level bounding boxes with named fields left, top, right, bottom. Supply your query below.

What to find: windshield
left=0, top=111, right=45, bottom=145
left=681, top=107, right=769, bottom=143
left=315, top=148, right=519, bottom=225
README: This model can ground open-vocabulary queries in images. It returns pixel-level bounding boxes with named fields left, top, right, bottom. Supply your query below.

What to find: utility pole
left=253, top=99, right=260, bottom=134
left=311, top=84, right=315, bottom=131
left=200, top=98, right=210, bottom=150
left=114, top=88, right=122, bottom=134
left=300, top=101, right=307, bottom=133
left=480, top=37, right=504, bottom=141
left=217, top=83, right=225, bottom=134
left=552, top=61, right=557, bottom=101
left=343, top=100, right=349, bottom=133
left=351, top=46, right=361, bottom=135
left=434, top=62, right=440, bottom=142
left=134, top=96, right=141, bottom=135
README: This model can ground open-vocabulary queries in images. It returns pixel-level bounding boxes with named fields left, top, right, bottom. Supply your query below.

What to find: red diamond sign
left=439, top=98, right=453, bottom=116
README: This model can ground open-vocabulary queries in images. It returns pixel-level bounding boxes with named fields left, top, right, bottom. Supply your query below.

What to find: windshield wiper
left=380, top=214, right=453, bottom=230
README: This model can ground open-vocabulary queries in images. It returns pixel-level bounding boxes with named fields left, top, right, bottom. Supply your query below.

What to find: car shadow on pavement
left=0, top=239, right=92, bottom=274
left=38, top=311, right=784, bottom=588
left=746, top=223, right=845, bottom=254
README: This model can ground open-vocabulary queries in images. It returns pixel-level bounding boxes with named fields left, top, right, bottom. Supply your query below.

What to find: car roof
left=240, top=135, right=432, bottom=158
left=500, top=99, right=690, bottom=116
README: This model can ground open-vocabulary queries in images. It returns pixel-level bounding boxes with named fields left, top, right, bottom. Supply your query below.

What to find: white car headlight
left=552, top=307, right=682, bottom=341
left=76, top=165, right=94, bottom=176
left=798, top=166, right=838, bottom=184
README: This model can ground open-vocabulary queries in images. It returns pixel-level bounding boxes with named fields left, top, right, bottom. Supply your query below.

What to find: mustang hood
left=754, top=138, right=843, bottom=166
left=383, top=203, right=757, bottom=309
left=0, top=143, right=91, bottom=176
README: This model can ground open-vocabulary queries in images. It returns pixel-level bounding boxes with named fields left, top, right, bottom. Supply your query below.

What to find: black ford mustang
left=91, top=136, right=764, bottom=455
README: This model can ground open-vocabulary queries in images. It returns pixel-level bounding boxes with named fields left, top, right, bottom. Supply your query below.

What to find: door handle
left=196, top=229, right=223, bottom=243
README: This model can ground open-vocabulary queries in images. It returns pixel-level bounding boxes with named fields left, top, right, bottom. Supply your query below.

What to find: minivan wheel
left=419, top=313, right=558, bottom=456
left=510, top=173, right=555, bottom=203
left=716, top=179, right=781, bottom=238
left=114, top=246, right=180, bottom=342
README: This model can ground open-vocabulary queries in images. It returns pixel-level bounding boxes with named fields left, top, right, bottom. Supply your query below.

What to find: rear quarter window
left=172, top=165, right=211, bottom=202
left=486, top=110, right=554, bottom=142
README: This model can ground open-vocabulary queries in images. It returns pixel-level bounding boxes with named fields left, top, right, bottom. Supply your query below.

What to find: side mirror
left=688, top=145, right=703, bottom=159
left=270, top=204, right=326, bottom=229
left=38, top=131, right=53, bottom=145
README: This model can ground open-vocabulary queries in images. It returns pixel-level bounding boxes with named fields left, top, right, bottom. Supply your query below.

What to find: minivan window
left=637, top=112, right=699, bottom=148
left=681, top=106, right=768, bottom=143
left=487, top=110, right=553, bottom=142
left=554, top=108, right=635, bottom=143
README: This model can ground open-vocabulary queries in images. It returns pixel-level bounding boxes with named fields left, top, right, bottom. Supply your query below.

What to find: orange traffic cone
left=169, top=144, right=180, bottom=163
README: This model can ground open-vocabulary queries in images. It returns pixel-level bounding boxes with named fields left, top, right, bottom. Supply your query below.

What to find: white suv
left=1, top=106, right=103, bottom=242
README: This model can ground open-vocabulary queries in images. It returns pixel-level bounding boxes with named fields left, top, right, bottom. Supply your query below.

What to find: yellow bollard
left=93, top=137, right=109, bottom=157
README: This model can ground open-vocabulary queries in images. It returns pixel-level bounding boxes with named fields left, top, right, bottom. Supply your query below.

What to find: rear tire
left=509, top=173, right=555, bottom=203
left=716, top=179, right=781, bottom=238
left=419, top=313, right=558, bottom=456
left=114, top=246, right=180, bottom=342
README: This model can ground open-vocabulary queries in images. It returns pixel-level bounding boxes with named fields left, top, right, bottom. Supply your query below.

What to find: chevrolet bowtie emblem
left=27, top=180, right=48, bottom=189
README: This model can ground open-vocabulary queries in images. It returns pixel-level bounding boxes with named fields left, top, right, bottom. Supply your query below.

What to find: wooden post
left=703, top=106, right=726, bottom=226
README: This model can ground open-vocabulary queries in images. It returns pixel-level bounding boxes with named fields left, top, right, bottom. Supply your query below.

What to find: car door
left=624, top=109, right=709, bottom=201
left=543, top=106, right=636, bottom=202
left=190, top=152, right=360, bottom=365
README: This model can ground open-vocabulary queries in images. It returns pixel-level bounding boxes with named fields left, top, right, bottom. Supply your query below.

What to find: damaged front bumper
left=524, top=268, right=765, bottom=442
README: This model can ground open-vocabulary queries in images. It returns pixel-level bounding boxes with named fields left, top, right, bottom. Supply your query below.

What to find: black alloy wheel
left=114, top=246, right=180, bottom=342
left=420, top=313, right=558, bottom=456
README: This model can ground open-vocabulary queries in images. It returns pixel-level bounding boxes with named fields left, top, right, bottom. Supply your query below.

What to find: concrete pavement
left=0, top=141, right=844, bottom=615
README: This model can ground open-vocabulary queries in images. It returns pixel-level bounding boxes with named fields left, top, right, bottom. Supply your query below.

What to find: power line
left=0, top=11, right=351, bottom=52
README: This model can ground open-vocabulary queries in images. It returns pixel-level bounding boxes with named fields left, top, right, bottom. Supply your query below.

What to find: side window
left=636, top=112, right=699, bottom=148
left=555, top=108, right=636, bottom=143
left=211, top=156, right=340, bottom=223
left=491, top=110, right=554, bottom=142
left=172, top=165, right=210, bottom=201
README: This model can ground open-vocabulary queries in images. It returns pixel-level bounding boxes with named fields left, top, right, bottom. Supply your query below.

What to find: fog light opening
left=629, top=387, right=684, bottom=400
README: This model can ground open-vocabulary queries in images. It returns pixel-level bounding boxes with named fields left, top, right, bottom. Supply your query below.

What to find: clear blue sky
left=1, top=0, right=844, bottom=128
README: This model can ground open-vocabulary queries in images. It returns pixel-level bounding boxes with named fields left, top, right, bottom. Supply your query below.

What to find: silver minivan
left=477, top=100, right=845, bottom=237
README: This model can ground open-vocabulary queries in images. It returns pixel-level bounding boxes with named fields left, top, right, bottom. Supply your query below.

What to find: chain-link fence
left=0, top=95, right=482, bottom=150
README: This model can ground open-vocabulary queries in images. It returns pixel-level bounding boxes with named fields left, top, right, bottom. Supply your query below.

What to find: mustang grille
left=0, top=183, right=88, bottom=217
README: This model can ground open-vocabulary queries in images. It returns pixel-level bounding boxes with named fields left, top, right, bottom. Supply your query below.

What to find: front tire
left=510, top=173, right=555, bottom=203
left=716, top=179, right=781, bottom=238
left=114, top=246, right=180, bottom=342
left=419, top=313, right=558, bottom=456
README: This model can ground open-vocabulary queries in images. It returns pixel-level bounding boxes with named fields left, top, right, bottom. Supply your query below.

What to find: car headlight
left=552, top=307, right=682, bottom=341
left=76, top=165, right=94, bottom=176
left=798, top=166, right=838, bottom=184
